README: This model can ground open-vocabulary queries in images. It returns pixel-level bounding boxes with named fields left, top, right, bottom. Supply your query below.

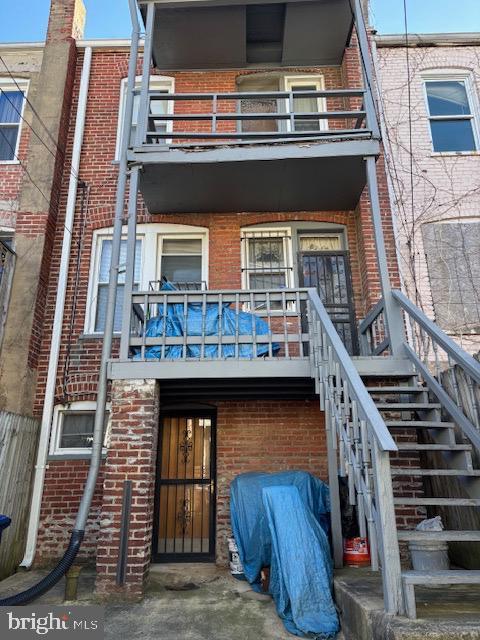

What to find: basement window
left=50, top=402, right=110, bottom=456
left=0, top=79, right=27, bottom=163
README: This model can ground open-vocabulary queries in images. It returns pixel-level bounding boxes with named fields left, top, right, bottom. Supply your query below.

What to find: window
left=159, top=237, right=204, bottom=288
left=0, top=79, right=27, bottom=162
left=424, top=77, right=478, bottom=152
left=94, top=237, right=142, bottom=333
left=284, top=76, right=326, bottom=133
left=50, top=402, right=110, bottom=456
left=422, top=221, right=480, bottom=333
left=116, top=76, right=174, bottom=158
left=242, top=229, right=293, bottom=292
left=86, top=224, right=208, bottom=334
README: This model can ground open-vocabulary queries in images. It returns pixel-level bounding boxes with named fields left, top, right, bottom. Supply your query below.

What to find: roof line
left=375, top=32, right=480, bottom=47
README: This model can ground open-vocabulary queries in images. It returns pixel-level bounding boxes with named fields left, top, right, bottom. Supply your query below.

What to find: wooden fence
left=0, top=411, right=39, bottom=579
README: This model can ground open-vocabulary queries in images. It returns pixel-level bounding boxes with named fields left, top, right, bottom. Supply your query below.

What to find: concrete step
left=396, top=443, right=471, bottom=452
left=376, top=403, right=441, bottom=411
left=394, top=497, right=480, bottom=507
left=397, top=530, right=480, bottom=542
left=390, top=468, right=480, bottom=477
left=386, top=420, right=454, bottom=428
left=402, top=570, right=480, bottom=619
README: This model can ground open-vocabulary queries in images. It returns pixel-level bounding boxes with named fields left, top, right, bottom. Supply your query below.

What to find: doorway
left=153, top=411, right=216, bottom=562
left=299, top=247, right=359, bottom=355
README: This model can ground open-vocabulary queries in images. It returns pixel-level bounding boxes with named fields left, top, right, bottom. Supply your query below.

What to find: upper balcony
left=131, top=0, right=379, bottom=213
left=138, top=0, right=353, bottom=71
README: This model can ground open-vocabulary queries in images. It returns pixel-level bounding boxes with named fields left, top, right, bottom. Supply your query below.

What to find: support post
left=371, top=440, right=404, bottom=615
left=365, top=156, right=405, bottom=355
left=119, top=1, right=155, bottom=359
left=325, top=395, right=344, bottom=568
left=351, top=0, right=380, bottom=139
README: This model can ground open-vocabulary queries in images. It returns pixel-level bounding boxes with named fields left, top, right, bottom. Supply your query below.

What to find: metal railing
left=358, top=298, right=390, bottom=355
left=127, top=288, right=310, bottom=361
left=137, top=89, right=370, bottom=146
left=0, top=241, right=15, bottom=348
left=308, top=288, right=403, bottom=615
left=360, top=290, right=480, bottom=451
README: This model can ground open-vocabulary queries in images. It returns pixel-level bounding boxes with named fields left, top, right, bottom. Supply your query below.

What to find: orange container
left=343, top=537, right=371, bottom=567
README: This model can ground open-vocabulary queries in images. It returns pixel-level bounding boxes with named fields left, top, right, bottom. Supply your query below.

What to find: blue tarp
left=134, top=281, right=280, bottom=360
left=0, top=515, right=11, bottom=545
left=230, top=471, right=339, bottom=639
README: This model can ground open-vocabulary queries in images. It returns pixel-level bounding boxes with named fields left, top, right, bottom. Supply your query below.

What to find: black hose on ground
left=0, top=530, right=84, bottom=606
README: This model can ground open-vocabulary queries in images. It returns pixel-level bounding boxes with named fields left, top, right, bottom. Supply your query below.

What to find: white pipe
left=20, top=46, right=93, bottom=568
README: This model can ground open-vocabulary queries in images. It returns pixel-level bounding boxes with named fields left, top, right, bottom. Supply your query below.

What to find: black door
left=299, top=251, right=359, bottom=355
left=153, top=411, right=216, bottom=562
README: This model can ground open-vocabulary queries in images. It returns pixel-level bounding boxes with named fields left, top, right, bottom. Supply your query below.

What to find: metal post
left=351, top=0, right=380, bottom=139
left=73, top=0, right=141, bottom=531
left=365, top=156, right=405, bottom=355
left=119, top=1, right=155, bottom=360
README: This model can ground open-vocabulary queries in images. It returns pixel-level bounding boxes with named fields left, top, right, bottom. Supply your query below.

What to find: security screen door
left=298, top=237, right=358, bottom=355
left=153, top=412, right=216, bottom=562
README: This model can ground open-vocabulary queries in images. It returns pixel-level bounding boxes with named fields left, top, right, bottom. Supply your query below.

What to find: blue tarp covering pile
left=134, top=281, right=280, bottom=360
left=230, top=471, right=339, bottom=639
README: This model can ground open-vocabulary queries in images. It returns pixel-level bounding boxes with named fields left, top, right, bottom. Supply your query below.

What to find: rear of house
left=0, top=0, right=479, bottom=625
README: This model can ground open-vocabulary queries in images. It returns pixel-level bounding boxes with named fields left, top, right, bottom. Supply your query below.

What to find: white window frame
left=85, top=223, right=209, bottom=334
left=283, top=75, right=327, bottom=133
left=157, top=233, right=208, bottom=288
left=0, top=78, right=29, bottom=165
left=421, top=71, right=480, bottom=154
left=115, top=75, right=174, bottom=160
left=241, top=226, right=295, bottom=292
left=50, top=401, right=111, bottom=456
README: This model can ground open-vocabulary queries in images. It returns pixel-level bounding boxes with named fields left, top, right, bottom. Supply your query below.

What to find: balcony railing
left=126, top=288, right=311, bottom=362
left=137, top=89, right=370, bottom=147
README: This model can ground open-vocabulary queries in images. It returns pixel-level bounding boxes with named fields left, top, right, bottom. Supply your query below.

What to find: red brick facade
left=5, top=8, right=403, bottom=600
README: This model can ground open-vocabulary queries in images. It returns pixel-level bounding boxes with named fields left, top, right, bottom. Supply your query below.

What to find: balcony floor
left=131, top=137, right=379, bottom=213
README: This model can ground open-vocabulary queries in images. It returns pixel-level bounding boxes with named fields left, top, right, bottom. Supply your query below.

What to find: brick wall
left=215, top=399, right=327, bottom=565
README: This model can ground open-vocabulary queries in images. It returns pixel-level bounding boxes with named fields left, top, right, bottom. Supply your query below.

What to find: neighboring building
left=374, top=33, right=480, bottom=353
left=0, top=0, right=479, bottom=623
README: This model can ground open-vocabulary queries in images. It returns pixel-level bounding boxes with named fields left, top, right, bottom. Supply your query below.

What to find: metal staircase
left=308, top=287, right=480, bottom=619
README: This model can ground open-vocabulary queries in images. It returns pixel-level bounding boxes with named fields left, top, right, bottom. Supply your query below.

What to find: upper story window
left=423, top=75, right=478, bottom=153
left=238, top=73, right=326, bottom=134
left=116, top=75, right=174, bottom=159
left=86, top=224, right=208, bottom=334
left=0, top=79, right=27, bottom=162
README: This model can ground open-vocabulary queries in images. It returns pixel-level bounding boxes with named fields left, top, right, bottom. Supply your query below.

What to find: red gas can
left=343, top=537, right=371, bottom=567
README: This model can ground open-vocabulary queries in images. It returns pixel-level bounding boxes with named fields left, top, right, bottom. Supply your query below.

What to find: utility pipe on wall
left=20, top=45, right=93, bottom=569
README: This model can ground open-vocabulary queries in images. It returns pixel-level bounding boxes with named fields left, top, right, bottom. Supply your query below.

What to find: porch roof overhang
left=130, top=137, right=379, bottom=213
left=138, top=0, right=353, bottom=70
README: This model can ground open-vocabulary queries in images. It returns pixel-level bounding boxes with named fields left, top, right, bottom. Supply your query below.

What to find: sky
left=0, top=0, right=478, bottom=43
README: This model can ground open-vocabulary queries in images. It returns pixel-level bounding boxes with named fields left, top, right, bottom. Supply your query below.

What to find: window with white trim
left=0, top=79, right=27, bottom=162
left=116, top=75, right=174, bottom=159
left=284, top=75, right=327, bottom=133
left=86, top=224, right=209, bottom=334
left=50, top=401, right=110, bottom=456
left=423, top=75, right=478, bottom=152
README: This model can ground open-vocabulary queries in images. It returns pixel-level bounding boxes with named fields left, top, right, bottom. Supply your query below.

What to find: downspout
left=20, top=45, right=93, bottom=569
left=0, top=0, right=142, bottom=605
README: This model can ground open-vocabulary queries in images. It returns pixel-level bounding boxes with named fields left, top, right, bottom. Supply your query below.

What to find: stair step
left=402, top=569, right=480, bottom=585
left=386, top=420, right=454, bottom=428
left=398, top=530, right=480, bottom=542
left=367, top=386, right=425, bottom=394
left=376, top=403, right=441, bottom=411
left=396, top=443, right=471, bottom=451
left=394, top=497, right=480, bottom=507
left=391, top=468, right=480, bottom=477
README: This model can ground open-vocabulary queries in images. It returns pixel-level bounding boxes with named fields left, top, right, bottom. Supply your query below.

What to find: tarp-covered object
left=230, top=471, right=339, bottom=638
left=134, top=281, right=280, bottom=360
